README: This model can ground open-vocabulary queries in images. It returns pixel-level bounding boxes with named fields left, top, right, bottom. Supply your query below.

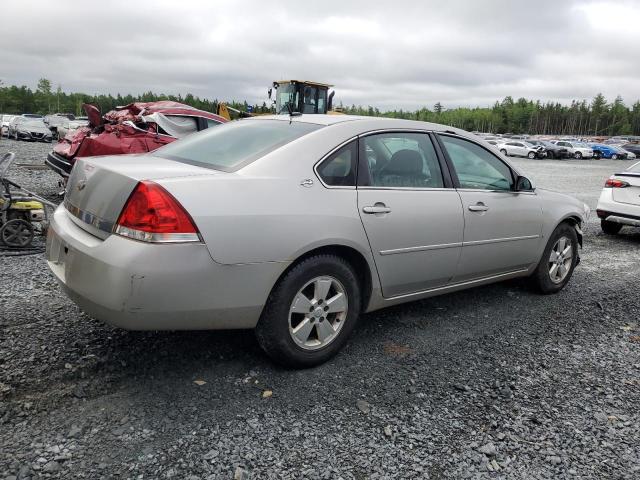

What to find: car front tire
left=255, top=254, right=361, bottom=368
left=601, top=219, right=623, bottom=235
left=574, top=152, right=582, bottom=159
left=528, top=151, right=536, bottom=159
left=611, top=154, right=618, bottom=160
left=529, top=223, right=578, bottom=294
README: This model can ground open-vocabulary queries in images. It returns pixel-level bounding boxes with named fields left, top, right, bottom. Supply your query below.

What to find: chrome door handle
left=468, top=203, right=489, bottom=212
left=363, top=204, right=391, bottom=214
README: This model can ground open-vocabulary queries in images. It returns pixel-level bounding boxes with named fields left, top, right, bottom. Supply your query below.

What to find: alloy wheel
left=288, top=275, right=348, bottom=350
left=548, top=236, right=573, bottom=284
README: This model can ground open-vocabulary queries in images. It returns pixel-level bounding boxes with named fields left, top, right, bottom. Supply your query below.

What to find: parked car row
left=474, top=132, right=638, bottom=160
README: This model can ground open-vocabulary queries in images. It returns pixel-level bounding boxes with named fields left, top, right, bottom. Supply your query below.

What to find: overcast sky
left=1, top=0, right=638, bottom=110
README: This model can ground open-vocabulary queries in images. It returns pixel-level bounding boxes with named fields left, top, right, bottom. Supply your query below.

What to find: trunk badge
left=77, top=181, right=86, bottom=191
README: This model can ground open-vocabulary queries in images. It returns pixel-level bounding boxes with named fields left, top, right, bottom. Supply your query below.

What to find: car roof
left=244, top=114, right=469, bottom=134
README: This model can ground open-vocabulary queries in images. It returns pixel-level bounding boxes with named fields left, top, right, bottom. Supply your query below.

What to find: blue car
left=588, top=143, right=627, bottom=160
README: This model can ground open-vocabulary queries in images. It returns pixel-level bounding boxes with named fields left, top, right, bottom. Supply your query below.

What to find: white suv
left=553, top=141, right=594, bottom=159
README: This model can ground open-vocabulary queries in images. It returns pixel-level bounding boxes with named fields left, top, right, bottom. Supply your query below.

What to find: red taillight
left=604, top=178, right=629, bottom=188
left=115, top=180, right=200, bottom=243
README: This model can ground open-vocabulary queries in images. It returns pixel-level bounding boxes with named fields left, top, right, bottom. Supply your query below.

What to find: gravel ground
left=1, top=138, right=639, bottom=479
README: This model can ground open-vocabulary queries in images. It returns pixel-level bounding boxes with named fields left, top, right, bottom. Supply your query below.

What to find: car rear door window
left=360, top=132, right=444, bottom=188
left=439, top=135, right=513, bottom=191
left=317, top=141, right=357, bottom=186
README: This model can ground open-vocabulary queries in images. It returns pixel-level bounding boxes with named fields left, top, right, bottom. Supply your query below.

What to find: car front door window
left=439, top=135, right=513, bottom=191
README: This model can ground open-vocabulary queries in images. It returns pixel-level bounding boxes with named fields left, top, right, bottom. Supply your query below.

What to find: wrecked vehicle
left=46, top=102, right=227, bottom=178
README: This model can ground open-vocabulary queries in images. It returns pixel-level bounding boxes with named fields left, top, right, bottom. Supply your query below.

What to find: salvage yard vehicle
left=588, top=143, right=627, bottom=160
left=46, top=115, right=589, bottom=367
left=1, top=115, right=16, bottom=137
left=552, top=140, right=594, bottom=159
left=46, top=101, right=227, bottom=178
left=44, top=113, right=75, bottom=136
left=620, top=143, right=640, bottom=157
left=527, top=140, right=568, bottom=159
left=7, top=117, right=54, bottom=142
left=596, top=161, right=640, bottom=234
left=498, top=140, right=545, bottom=159
left=56, top=116, right=90, bottom=139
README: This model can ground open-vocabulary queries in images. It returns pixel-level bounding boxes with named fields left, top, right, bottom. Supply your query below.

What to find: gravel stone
left=1, top=142, right=639, bottom=478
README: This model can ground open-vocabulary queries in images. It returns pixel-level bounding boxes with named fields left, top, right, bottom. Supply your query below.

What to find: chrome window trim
left=358, top=186, right=452, bottom=192
left=456, top=188, right=537, bottom=195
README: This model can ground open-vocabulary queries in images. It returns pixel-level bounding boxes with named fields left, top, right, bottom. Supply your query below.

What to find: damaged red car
left=46, top=101, right=227, bottom=178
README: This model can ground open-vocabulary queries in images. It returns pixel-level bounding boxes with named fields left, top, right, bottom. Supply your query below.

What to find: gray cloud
left=1, top=0, right=638, bottom=110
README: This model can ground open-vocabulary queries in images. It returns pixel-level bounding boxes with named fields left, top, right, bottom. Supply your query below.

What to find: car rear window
left=155, top=119, right=322, bottom=172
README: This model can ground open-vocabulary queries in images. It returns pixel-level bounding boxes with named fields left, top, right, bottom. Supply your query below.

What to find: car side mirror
left=515, top=175, right=535, bottom=192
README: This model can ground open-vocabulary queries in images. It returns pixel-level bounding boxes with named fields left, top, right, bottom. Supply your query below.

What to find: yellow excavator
left=216, top=80, right=341, bottom=120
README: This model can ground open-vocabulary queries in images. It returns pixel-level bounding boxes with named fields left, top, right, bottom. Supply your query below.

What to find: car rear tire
left=601, top=219, right=623, bottom=235
left=611, top=154, right=618, bottom=160
left=574, top=152, right=582, bottom=159
left=255, top=254, right=361, bottom=368
left=500, top=149, right=507, bottom=156
left=529, top=223, right=578, bottom=294
left=527, top=151, right=536, bottom=159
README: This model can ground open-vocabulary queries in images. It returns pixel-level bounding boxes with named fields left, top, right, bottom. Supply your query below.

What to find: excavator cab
left=271, top=80, right=335, bottom=115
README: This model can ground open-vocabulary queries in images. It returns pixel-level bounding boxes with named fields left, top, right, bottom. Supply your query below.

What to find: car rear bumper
left=46, top=152, right=73, bottom=178
left=596, top=189, right=640, bottom=226
left=46, top=206, right=288, bottom=330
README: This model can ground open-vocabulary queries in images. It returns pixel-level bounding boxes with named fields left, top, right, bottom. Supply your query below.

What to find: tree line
left=1, top=78, right=639, bottom=136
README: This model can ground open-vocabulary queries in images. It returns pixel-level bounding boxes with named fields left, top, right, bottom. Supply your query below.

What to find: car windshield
left=573, top=142, right=588, bottom=147
left=23, top=119, right=46, bottom=127
left=155, top=119, right=322, bottom=172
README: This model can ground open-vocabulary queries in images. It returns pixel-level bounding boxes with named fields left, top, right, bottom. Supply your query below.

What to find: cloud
left=1, top=0, right=638, bottom=110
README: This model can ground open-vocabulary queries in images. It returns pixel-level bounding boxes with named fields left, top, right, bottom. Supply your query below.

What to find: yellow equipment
left=216, top=80, right=341, bottom=120
left=1, top=152, right=56, bottom=248
left=270, top=80, right=338, bottom=115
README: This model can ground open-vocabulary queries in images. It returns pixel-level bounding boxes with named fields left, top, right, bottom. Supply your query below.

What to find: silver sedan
left=46, top=115, right=589, bottom=367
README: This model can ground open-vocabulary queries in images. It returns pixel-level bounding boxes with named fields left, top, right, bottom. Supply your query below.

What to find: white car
left=498, top=140, right=544, bottom=159
left=596, top=161, right=640, bottom=234
left=553, top=141, right=594, bottom=159
left=1, top=114, right=16, bottom=137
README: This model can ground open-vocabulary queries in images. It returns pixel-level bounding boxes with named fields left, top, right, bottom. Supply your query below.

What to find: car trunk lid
left=64, top=155, right=220, bottom=239
left=611, top=173, right=640, bottom=206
